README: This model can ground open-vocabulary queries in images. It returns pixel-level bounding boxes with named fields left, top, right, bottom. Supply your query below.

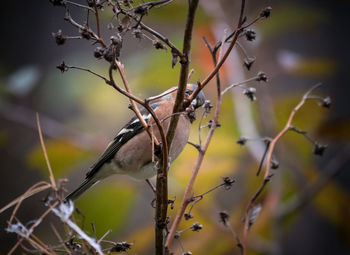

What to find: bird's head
left=185, top=83, right=206, bottom=109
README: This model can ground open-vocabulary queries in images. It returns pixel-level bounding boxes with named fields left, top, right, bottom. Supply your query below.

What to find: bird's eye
left=185, top=89, right=191, bottom=95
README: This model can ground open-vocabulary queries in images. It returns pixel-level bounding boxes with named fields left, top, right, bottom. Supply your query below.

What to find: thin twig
left=221, top=76, right=258, bottom=95
left=65, top=1, right=95, bottom=12
left=36, top=113, right=57, bottom=190
left=263, top=83, right=322, bottom=180
left=114, top=60, right=159, bottom=146
left=93, top=0, right=102, bottom=38
left=140, top=23, right=184, bottom=59
left=67, top=65, right=111, bottom=84
left=51, top=223, right=72, bottom=255
left=1, top=182, right=50, bottom=214
left=187, top=0, right=246, bottom=106
left=241, top=83, right=323, bottom=254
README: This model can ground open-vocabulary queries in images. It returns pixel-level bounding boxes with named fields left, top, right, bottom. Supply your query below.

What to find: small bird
left=66, top=84, right=205, bottom=201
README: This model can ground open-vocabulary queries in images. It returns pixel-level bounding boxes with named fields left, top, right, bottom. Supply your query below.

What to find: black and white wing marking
left=85, top=103, right=158, bottom=179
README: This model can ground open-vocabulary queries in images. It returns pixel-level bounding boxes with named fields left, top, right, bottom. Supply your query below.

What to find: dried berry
left=219, top=211, right=229, bottom=226
left=132, top=28, right=142, bottom=40
left=94, top=47, right=105, bottom=59
left=243, top=87, right=257, bottom=101
left=222, top=177, right=235, bottom=189
left=248, top=204, right=262, bottom=227
left=134, top=6, right=148, bottom=15
left=191, top=222, right=203, bottom=232
left=203, top=100, right=213, bottom=114
left=110, top=34, right=122, bottom=46
left=256, top=71, right=268, bottom=82
left=52, top=29, right=66, bottom=45
left=244, top=57, right=255, bottom=70
left=49, top=0, right=65, bottom=6
left=171, top=48, right=179, bottom=68
left=79, top=28, right=91, bottom=40
left=313, top=143, right=327, bottom=156
left=236, top=136, right=248, bottom=146
left=260, top=6, right=272, bottom=18
left=207, top=120, right=221, bottom=128
left=111, top=241, right=132, bottom=252
left=56, top=61, right=68, bottom=73
left=245, top=29, right=256, bottom=41
left=184, top=213, right=193, bottom=220
left=270, top=159, right=279, bottom=169
left=322, top=97, right=331, bottom=108
left=153, top=40, right=166, bottom=50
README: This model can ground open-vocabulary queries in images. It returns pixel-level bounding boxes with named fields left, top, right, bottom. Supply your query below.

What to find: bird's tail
left=65, top=178, right=98, bottom=201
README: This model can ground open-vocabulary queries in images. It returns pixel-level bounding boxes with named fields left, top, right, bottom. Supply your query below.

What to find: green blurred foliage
left=27, top=139, right=94, bottom=178
left=260, top=3, right=329, bottom=37
left=74, top=182, right=137, bottom=237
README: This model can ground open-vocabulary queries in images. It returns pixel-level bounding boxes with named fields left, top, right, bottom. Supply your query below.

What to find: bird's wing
left=85, top=103, right=158, bottom=179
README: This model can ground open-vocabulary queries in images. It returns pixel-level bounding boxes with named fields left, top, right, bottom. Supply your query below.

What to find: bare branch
left=36, top=113, right=57, bottom=191
left=165, top=21, right=225, bottom=252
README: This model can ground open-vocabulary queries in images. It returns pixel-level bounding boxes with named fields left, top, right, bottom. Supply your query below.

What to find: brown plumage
left=66, top=84, right=205, bottom=201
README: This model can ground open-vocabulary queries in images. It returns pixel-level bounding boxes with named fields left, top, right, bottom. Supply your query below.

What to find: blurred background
left=0, top=0, right=349, bottom=254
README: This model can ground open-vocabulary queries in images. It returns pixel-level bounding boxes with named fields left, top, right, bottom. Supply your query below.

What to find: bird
left=65, top=84, right=206, bottom=201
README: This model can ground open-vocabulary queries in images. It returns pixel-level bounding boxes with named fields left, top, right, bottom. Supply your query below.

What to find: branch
left=114, top=60, right=160, bottom=147
left=263, top=83, right=322, bottom=180
left=241, top=83, right=323, bottom=253
left=139, top=22, right=184, bottom=59
left=165, top=26, right=224, bottom=253
left=166, top=0, right=199, bottom=149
